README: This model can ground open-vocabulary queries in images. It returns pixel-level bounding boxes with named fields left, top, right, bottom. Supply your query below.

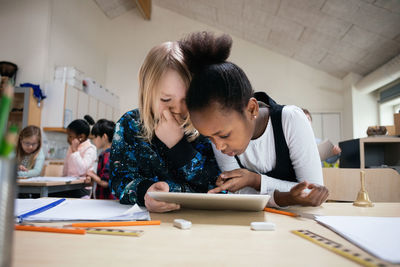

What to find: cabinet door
left=64, top=85, right=78, bottom=127
left=322, top=114, right=341, bottom=145
left=77, top=90, right=89, bottom=120
left=88, top=96, right=98, bottom=122
left=98, top=101, right=106, bottom=120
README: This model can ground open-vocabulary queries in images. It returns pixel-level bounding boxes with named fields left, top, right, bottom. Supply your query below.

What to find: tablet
left=147, top=192, right=270, bottom=211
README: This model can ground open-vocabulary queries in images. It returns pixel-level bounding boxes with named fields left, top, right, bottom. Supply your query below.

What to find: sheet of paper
left=18, top=176, right=80, bottom=183
left=15, top=198, right=150, bottom=221
left=315, top=216, right=400, bottom=264
left=317, top=139, right=335, bottom=161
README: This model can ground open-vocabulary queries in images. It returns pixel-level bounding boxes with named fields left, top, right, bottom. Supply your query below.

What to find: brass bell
left=353, top=171, right=374, bottom=207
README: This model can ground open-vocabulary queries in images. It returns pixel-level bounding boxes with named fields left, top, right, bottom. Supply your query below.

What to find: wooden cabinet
left=41, top=82, right=120, bottom=130
left=339, top=137, right=400, bottom=171
left=8, top=87, right=42, bottom=130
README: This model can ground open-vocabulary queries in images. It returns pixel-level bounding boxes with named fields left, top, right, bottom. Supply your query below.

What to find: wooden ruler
left=292, top=230, right=390, bottom=267
left=84, top=227, right=143, bottom=237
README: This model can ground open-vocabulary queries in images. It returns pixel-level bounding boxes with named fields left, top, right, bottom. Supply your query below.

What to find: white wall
left=0, top=0, right=109, bottom=88
left=47, top=0, right=109, bottom=85
left=352, top=88, right=379, bottom=138
left=105, top=5, right=344, bottom=117
left=0, top=0, right=51, bottom=86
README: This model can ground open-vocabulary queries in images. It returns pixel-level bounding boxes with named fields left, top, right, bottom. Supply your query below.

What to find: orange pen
left=264, top=208, right=298, bottom=217
left=70, top=220, right=161, bottom=228
left=15, top=225, right=86, bottom=235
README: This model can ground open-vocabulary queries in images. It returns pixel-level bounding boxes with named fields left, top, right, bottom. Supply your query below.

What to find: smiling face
left=154, top=69, right=188, bottom=124
left=190, top=101, right=257, bottom=156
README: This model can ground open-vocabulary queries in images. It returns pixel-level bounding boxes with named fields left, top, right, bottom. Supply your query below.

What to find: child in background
left=86, top=119, right=116, bottom=199
left=16, top=125, right=45, bottom=178
left=302, top=108, right=341, bottom=167
left=63, top=115, right=97, bottom=198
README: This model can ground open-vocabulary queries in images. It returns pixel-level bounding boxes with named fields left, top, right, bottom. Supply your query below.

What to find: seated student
left=179, top=32, right=329, bottom=207
left=16, top=125, right=45, bottom=178
left=302, top=108, right=341, bottom=167
left=86, top=119, right=116, bottom=199
left=62, top=115, right=97, bottom=198
left=110, top=41, right=220, bottom=212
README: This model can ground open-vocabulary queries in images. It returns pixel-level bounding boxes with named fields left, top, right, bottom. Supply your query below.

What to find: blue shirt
left=110, top=109, right=220, bottom=206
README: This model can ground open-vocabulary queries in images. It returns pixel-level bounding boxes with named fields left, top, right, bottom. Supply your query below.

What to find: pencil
left=0, top=81, right=14, bottom=141
left=70, top=220, right=161, bottom=228
left=264, top=208, right=298, bottom=217
left=15, top=225, right=86, bottom=235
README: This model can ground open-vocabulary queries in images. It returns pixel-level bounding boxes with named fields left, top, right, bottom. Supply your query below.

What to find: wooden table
left=17, top=179, right=86, bottom=197
left=12, top=203, right=400, bottom=266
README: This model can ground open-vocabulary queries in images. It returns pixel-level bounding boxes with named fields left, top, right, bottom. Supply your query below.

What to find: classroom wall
left=0, top=0, right=51, bottom=86
left=105, top=5, right=344, bottom=119
left=47, top=0, right=109, bottom=86
left=0, top=0, right=109, bottom=88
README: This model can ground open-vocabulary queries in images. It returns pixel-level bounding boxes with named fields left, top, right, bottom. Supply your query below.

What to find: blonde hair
left=16, top=125, right=42, bottom=169
left=138, top=41, right=198, bottom=142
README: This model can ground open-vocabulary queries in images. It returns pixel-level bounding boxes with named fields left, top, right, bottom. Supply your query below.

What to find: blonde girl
left=17, top=125, right=45, bottom=178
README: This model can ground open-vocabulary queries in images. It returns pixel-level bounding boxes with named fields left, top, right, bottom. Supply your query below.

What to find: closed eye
left=160, top=98, right=171, bottom=102
left=220, top=133, right=230, bottom=139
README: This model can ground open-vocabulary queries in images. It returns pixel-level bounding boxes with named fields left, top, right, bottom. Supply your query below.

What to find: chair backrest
left=43, top=162, right=64, bottom=177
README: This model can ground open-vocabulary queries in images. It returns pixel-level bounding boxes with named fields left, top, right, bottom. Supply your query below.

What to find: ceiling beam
left=135, top=0, right=151, bottom=20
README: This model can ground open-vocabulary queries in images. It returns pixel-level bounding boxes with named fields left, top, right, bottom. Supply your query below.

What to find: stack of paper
left=18, top=176, right=80, bottom=183
left=15, top=198, right=150, bottom=222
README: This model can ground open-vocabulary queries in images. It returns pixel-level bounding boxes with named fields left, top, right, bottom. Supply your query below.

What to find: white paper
left=317, top=139, right=335, bottom=161
left=315, top=216, right=400, bottom=264
left=18, top=176, right=79, bottom=183
left=15, top=198, right=150, bottom=221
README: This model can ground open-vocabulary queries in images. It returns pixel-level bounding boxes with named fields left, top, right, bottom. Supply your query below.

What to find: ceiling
left=96, top=0, right=400, bottom=79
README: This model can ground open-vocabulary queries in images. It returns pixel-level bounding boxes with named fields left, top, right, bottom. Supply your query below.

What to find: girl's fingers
left=220, top=169, right=243, bottom=179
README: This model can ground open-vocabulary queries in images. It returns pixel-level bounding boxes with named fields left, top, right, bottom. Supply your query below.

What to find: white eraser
left=251, top=222, right=275, bottom=231
left=173, top=219, right=192, bottom=230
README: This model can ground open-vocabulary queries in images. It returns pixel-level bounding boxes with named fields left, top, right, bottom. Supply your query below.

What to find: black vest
left=235, top=92, right=297, bottom=182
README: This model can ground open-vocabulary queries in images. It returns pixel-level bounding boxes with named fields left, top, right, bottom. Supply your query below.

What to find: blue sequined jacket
left=110, top=109, right=220, bottom=206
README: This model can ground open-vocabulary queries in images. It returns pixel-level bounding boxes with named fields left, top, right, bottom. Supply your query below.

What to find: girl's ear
left=102, top=133, right=108, bottom=142
left=246, top=97, right=259, bottom=120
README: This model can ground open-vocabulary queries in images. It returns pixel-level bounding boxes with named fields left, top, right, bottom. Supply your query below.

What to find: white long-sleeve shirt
left=63, top=139, right=97, bottom=177
left=213, top=105, right=323, bottom=207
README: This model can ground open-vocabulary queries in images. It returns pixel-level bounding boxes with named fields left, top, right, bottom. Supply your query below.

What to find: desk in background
left=17, top=179, right=85, bottom=197
left=13, top=203, right=400, bottom=266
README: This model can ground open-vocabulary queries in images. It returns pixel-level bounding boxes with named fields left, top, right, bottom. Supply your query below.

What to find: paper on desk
left=18, top=176, right=80, bottom=183
left=315, top=216, right=400, bottom=264
left=317, top=139, right=335, bottom=161
left=15, top=198, right=150, bottom=222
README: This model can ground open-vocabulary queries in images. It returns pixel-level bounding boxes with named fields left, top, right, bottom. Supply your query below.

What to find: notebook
left=15, top=198, right=150, bottom=222
left=316, top=216, right=400, bottom=264
left=148, top=192, right=270, bottom=211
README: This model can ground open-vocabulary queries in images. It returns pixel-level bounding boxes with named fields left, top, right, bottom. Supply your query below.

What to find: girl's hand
left=71, top=138, right=80, bottom=152
left=18, top=165, right=28, bottom=172
left=84, top=175, right=92, bottom=184
left=208, top=169, right=261, bottom=193
left=332, top=145, right=341, bottom=155
left=275, top=181, right=329, bottom=207
left=144, top=182, right=180, bottom=212
left=155, top=109, right=184, bottom=148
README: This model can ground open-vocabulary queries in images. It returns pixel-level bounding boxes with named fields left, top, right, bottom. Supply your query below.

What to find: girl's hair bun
left=84, top=115, right=95, bottom=126
left=179, top=31, right=232, bottom=73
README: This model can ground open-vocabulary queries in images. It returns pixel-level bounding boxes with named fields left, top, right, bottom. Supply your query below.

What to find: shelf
left=43, top=127, right=67, bottom=133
